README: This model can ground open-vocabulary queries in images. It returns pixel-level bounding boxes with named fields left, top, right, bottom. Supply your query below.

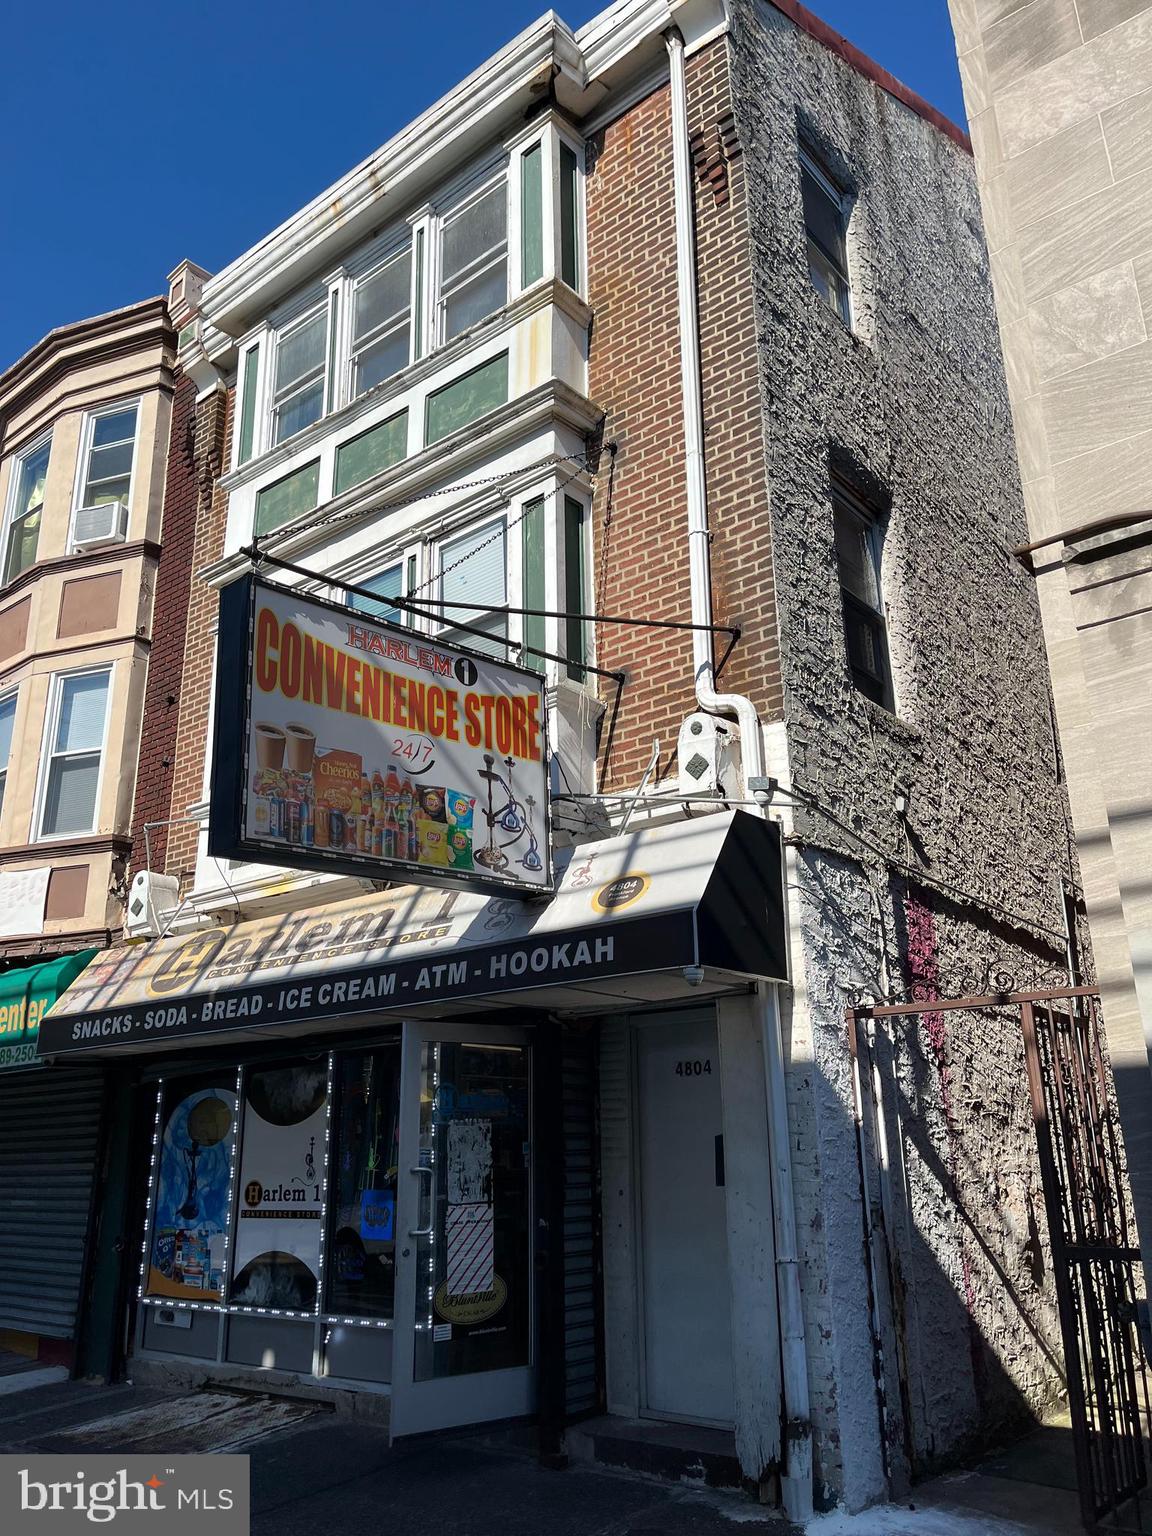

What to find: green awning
left=0, top=949, right=98, bottom=1072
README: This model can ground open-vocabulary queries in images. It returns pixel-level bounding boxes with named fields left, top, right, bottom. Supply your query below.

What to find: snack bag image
left=415, top=815, right=450, bottom=866
left=418, top=785, right=447, bottom=822
left=448, top=827, right=473, bottom=871
left=446, top=790, right=475, bottom=829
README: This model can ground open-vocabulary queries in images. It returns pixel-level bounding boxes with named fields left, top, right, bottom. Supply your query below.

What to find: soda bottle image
left=373, top=771, right=388, bottom=818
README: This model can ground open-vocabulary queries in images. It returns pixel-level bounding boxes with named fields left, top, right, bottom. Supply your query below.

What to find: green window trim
left=425, top=353, right=509, bottom=446
left=254, top=459, right=321, bottom=536
left=560, top=143, right=580, bottom=291
left=564, top=495, right=587, bottom=680
left=334, top=409, right=408, bottom=496
left=238, top=344, right=261, bottom=465
left=521, top=143, right=544, bottom=288
left=521, top=497, right=546, bottom=668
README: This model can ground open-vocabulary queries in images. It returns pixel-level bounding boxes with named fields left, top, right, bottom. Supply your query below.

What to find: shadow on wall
left=791, top=864, right=1081, bottom=1508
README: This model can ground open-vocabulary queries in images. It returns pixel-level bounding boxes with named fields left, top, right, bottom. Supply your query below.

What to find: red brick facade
left=162, top=384, right=232, bottom=880
left=130, top=369, right=197, bottom=876
left=586, top=38, right=782, bottom=793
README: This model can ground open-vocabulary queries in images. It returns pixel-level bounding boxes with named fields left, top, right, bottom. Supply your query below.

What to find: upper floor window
left=4, top=435, right=50, bottom=585
left=272, top=305, right=327, bottom=445
left=78, top=404, right=138, bottom=511
left=347, top=554, right=416, bottom=625
left=833, top=481, right=892, bottom=709
left=439, top=178, right=508, bottom=341
left=0, top=690, right=16, bottom=821
left=800, top=148, right=851, bottom=326
left=38, top=668, right=111, bottom=839
left=352, top=245, right=412, bottom=398
left=242, top=133, right=584, bottom=465
left=437, top=516, right=508, bottom=657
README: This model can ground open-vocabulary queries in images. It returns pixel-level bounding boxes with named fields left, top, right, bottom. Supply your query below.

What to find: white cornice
left=200, top=0, right=728, bottom=340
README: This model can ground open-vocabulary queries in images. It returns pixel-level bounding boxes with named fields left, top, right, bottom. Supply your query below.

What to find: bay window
left=437, top=517, right=508, bottom=658
left=272, top=305, right=327, bottom=445
left=0, top=690, right=16, bottom=821
left=438, top=178, right=508, bottom=341
left=4, top=435, right=50, bottom=585
left=352, top=245, right=412, bottom=397
left=38, top=668, right=111, bottom=839
left=77, top=403, right=138, bottom=511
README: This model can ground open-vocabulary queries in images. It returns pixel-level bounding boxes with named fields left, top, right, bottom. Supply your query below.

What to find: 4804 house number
left=675, top=1059, right=712, bottom=1077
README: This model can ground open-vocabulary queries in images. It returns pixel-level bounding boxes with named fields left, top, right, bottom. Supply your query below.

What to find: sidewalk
left=0, top=1376, right=1088, bottom=1536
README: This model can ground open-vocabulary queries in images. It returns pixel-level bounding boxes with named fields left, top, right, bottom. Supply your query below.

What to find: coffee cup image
left=254, top=722, right=287, bottom=769
left=285, top=721, right=317, bottom=773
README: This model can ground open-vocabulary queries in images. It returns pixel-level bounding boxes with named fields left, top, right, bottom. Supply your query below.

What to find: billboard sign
left=209, top=574, right=552, bottom=897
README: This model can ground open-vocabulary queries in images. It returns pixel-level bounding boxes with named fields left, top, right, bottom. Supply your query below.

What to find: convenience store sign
left=208, top=574, right=552, bottom=897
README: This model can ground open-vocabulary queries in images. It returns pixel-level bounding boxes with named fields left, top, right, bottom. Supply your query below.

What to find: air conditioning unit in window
left=72, top=499, right=128, bottom=551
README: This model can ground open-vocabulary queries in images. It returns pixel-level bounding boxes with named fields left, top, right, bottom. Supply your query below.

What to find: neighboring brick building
left=0, top=295, right=175, bottom=1367
left=55, top=0, right=1098, bottom=1521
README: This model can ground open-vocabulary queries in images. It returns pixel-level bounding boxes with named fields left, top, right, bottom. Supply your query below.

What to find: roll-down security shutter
left=0, top=1067, right=105, bottom=1337
left=562, top=1025, right=602, bottom=1419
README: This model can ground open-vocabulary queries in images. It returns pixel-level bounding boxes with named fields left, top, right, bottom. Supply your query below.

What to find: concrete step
left=567, top=1415, right=744, bottom=1490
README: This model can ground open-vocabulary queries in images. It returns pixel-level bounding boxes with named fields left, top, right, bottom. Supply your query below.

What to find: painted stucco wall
left=728, top=0, right=1076, bottom=1506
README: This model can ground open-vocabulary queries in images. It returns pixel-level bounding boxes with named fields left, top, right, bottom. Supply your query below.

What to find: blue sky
left=0, top=1, right=964, bottom=370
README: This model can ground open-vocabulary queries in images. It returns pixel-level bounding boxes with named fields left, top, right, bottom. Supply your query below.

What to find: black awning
left=40, top=810, right=786, bottom=1058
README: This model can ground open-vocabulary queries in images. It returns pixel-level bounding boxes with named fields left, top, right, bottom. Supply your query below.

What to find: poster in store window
left=230, top=1063, right=328, bottom=1311
left=148, top=1082, right=237, bottom=1301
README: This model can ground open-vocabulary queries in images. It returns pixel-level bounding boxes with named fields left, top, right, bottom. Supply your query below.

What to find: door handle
left=714, top=1134, right=725, bottom=1188
left=408, top=1164, right=434, bottom=1238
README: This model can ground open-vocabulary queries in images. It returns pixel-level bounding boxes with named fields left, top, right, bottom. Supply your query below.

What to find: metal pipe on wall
left=664, top=25, right=813, bottom=1522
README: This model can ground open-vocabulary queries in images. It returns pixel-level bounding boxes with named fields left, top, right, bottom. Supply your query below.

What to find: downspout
left=665, top=26, right=813, bottom=1523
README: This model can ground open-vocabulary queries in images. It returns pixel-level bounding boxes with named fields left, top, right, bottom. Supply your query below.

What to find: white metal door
left=390, top=1020, right=535, bottom=1438
left=637, top=1016, right=735, bottom=1426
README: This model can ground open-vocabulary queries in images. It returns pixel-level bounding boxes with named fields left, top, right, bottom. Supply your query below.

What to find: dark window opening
left=833, top=481, right=893, bottom=709
left=800, top=149, right=851, bottom=325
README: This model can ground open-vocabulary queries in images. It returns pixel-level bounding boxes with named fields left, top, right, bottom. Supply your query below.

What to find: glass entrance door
left=390, top=1021, right=534, bottom=1438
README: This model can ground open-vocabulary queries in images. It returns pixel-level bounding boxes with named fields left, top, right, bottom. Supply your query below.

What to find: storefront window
left=147, top=1077, right=237, bottom=1303
left=412, top=1041, right=531, bottom=1381
left=230, top=1061, right=329, bottom=1312
left=326, top=1047, right=402, bottom=1319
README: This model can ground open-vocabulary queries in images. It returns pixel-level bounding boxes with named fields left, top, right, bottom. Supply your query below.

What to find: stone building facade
left=51, top=0, right=1092, bottom=1518
left=947, top=0, right=1152, bottom=1307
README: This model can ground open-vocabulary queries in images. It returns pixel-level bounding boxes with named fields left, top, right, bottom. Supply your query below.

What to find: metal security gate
left=0, top=1066, right=105, bottom=1343
left=850, top=986, right=1149, bottom=1534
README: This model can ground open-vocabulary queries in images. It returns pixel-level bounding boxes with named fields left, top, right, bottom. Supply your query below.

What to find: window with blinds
left=39, top=670, right=111, bottom=838
left=347, top=561, right=406, bottom=626
left=438, top=518, right=508, bottom=658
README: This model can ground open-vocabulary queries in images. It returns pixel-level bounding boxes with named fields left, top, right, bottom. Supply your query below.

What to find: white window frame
left=340, top=541, right=423, bottom=626
left=0, top=685, right=18, bottom=827
left=269, top=299, right=330, bottom=448
left=2, top=430, right=52, bottom=587
left=33, top=665, right=113, bottom=842
left=346, top=236, right=415, bottom=406
left=431, top=508, right=523, bottom=660
left=433, top=166, right=510, bottom=346
left=69, top=398, right=141, bottom=550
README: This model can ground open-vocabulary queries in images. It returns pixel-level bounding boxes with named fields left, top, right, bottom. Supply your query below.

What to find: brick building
left=45, top=0, right=1098, bottom=1518
left=0, top=296, right=175, bottom=1369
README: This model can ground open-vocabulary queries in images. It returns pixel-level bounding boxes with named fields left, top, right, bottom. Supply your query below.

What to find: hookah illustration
left=305, top=1135, right=316, bottom=1183
left=177, top=1095, right=232, bottom=1222
left=474, top=755, right=543, bottom=874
